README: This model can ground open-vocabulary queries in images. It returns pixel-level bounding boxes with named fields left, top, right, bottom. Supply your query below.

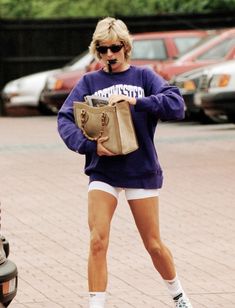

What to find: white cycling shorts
left=88, top=181, right=159, bottom=200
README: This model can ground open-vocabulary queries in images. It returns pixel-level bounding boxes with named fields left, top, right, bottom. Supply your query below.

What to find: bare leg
left=128, top=197, right=176, bottom=280
left=88, top=190, right=117, bottom=291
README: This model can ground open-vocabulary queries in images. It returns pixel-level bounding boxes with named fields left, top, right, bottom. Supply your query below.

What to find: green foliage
left=153, top=0, right=235, bottom=13
left=0, top=0, right=155, bottom=18
left=1, top=0, right=235, bottom=18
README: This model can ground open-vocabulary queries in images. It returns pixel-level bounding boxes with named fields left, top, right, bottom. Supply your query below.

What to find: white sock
left=164, top=275, right=184, bottom=299
left=89, top=292, right=106, bottom=308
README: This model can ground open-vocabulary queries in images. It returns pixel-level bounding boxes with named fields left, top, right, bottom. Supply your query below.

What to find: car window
left=197, top=37, right=235, bottom=60
left=174, top=37, right=202, bottom=54
left=132, top=39, right=167, bottom=60
left=64, top=51, right=94, bottom=70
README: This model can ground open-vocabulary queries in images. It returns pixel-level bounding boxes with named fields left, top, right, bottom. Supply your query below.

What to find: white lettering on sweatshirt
left=94, top=84, right=145, bottom=98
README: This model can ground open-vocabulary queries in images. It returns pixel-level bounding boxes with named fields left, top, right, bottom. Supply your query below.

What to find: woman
left=57, top=17, right=193, bottom=308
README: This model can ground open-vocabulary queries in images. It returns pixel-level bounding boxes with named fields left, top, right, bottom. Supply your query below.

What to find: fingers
left=97, top=146, right=115, bottom=156
left=109, top=94, right=136, bottom=105
left=97, top=137, right=116, bottom=156
left=128, top=97, right=137, bottom=105
left=109, top=94, right=126, bottom=105
left=98, top=136, right=109, bottom=142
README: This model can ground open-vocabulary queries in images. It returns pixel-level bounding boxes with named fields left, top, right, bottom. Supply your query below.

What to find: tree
left=153, top=0, right=235, bottom=13
left=1, top=0, right=235, bottom=18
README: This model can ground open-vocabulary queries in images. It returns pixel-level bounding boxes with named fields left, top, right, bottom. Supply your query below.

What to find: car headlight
left=183, top=80, right=196, bottom=91
left=209, top=74, right=231, bottom=88
left=46, top=76, right=63, bottom=90
left=54, top=79, right=63, bottom=90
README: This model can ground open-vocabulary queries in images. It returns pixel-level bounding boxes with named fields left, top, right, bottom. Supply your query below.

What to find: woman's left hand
left=97, top=136, right=116, bottom=156
left=109, top=94, right=136, bottom=106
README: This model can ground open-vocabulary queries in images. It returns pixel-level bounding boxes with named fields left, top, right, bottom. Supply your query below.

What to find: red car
left=158, top=28, right=235, bottom=80
left=40, top=30, right=212, bottom=112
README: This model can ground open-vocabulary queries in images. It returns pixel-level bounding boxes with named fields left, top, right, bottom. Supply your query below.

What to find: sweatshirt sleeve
left=134, top=69, right=185, bottom=121
left=57, top=77, right=97, bottom=155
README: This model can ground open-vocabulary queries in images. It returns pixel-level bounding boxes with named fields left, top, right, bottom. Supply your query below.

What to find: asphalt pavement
left=0, top=115, right=234, bottom=307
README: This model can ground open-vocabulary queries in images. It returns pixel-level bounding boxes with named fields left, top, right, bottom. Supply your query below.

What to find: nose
left=107, top=48, right=113, bottom=56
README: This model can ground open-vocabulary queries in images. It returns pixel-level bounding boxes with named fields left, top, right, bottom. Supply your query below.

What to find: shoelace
left=175, top=297, right=189, bottom=308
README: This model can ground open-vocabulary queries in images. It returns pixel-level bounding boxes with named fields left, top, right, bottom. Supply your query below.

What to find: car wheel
left=38, top=101, right=55, bottom=115
left=0, top=97, right=7, bottom=116
left=227, top=114, right=235, bottom=123
left=198, top=110, right=215, bottom=124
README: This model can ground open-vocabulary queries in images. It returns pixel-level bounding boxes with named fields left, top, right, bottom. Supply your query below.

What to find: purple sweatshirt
left=57, top=66, right=184, bottom=188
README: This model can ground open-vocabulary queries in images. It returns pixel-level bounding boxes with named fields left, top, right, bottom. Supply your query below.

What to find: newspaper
left=85, top=95, right=109, bottom=107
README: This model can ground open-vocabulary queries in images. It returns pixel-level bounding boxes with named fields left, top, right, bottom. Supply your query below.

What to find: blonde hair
left=89, top=17, right=132, bottom=60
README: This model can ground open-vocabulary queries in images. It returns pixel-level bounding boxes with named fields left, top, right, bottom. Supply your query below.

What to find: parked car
left=1, top=51, right=94, bottom=115
left=194, top=59, right=235, bottom=123
left=124, top=29, right=212, bottom=67
left=157, top=28, right=235, bottom=80
left=171, top=67, right=211, bottom=121
left=1, top=69, right=59, bottom=114
left=40, top=29, right=212, bottom=112
left=171, top=62, right=231, bottom=122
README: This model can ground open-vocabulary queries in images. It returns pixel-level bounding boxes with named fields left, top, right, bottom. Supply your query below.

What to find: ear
left=124, top=45, right=130, bottom=59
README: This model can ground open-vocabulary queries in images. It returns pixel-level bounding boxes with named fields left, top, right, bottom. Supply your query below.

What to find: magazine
left=85, top=95, right=109, bottom=107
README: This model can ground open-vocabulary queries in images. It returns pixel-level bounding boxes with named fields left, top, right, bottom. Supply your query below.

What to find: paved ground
left=0, top=115, right=234, bottom=307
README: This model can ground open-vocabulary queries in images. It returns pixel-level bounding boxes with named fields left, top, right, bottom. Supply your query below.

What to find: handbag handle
left=80, top=109, right=109, bottom=141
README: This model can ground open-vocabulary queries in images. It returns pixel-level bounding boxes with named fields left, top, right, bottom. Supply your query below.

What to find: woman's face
left=97, top=40, right=129, bottom=73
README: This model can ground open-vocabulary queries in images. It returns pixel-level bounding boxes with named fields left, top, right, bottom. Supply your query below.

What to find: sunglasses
left=96, top=44, right=124, bottom=54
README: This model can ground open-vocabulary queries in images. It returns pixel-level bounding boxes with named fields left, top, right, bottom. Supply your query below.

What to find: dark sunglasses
left=96, top=44, right=124, bottom=54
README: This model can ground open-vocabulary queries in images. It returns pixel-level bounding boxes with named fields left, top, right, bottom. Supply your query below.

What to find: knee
left=146, top=239, right=164, bottom=258
left=89, top=230, right=108, bottom=257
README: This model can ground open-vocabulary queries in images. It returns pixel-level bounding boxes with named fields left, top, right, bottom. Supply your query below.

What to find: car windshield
left=175, top=34, right=218, bottom=58
left=176, top=31, right=234, bottom=61
left=64, top=51, right=94, bottom=70
left=197, top=37, right=235, bottom=60
left=132, top=39, right=167, bottom=60
left=174, top=37, right=203, bottom=55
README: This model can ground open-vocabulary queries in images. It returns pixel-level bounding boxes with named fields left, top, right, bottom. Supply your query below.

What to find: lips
left=107, top=59, right=117, bottom=65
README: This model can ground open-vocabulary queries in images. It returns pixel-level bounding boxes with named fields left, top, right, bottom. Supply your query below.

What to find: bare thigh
left=88, top=189, right=118, bottom=244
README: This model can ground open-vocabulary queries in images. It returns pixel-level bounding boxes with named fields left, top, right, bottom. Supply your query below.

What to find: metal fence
left=1, top=12, right=235, bottom=90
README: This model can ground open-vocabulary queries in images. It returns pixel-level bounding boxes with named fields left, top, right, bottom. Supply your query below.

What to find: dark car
left=40, top=29, right=211, bottom=113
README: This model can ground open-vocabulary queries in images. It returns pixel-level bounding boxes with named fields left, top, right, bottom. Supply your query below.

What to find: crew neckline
left=101, top=65, right=133, bottom=75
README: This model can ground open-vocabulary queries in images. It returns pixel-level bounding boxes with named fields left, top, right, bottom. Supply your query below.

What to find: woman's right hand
left=109, top=94, right=136, bottom=106
left=97, top=136, right=116, bottom=156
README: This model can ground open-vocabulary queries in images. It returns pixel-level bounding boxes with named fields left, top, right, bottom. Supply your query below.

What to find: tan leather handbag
left=73, top=100, right=138, bottom=155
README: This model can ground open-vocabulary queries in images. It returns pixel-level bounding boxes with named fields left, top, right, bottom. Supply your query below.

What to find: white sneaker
left=174, top=293, right=193, bottom=308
